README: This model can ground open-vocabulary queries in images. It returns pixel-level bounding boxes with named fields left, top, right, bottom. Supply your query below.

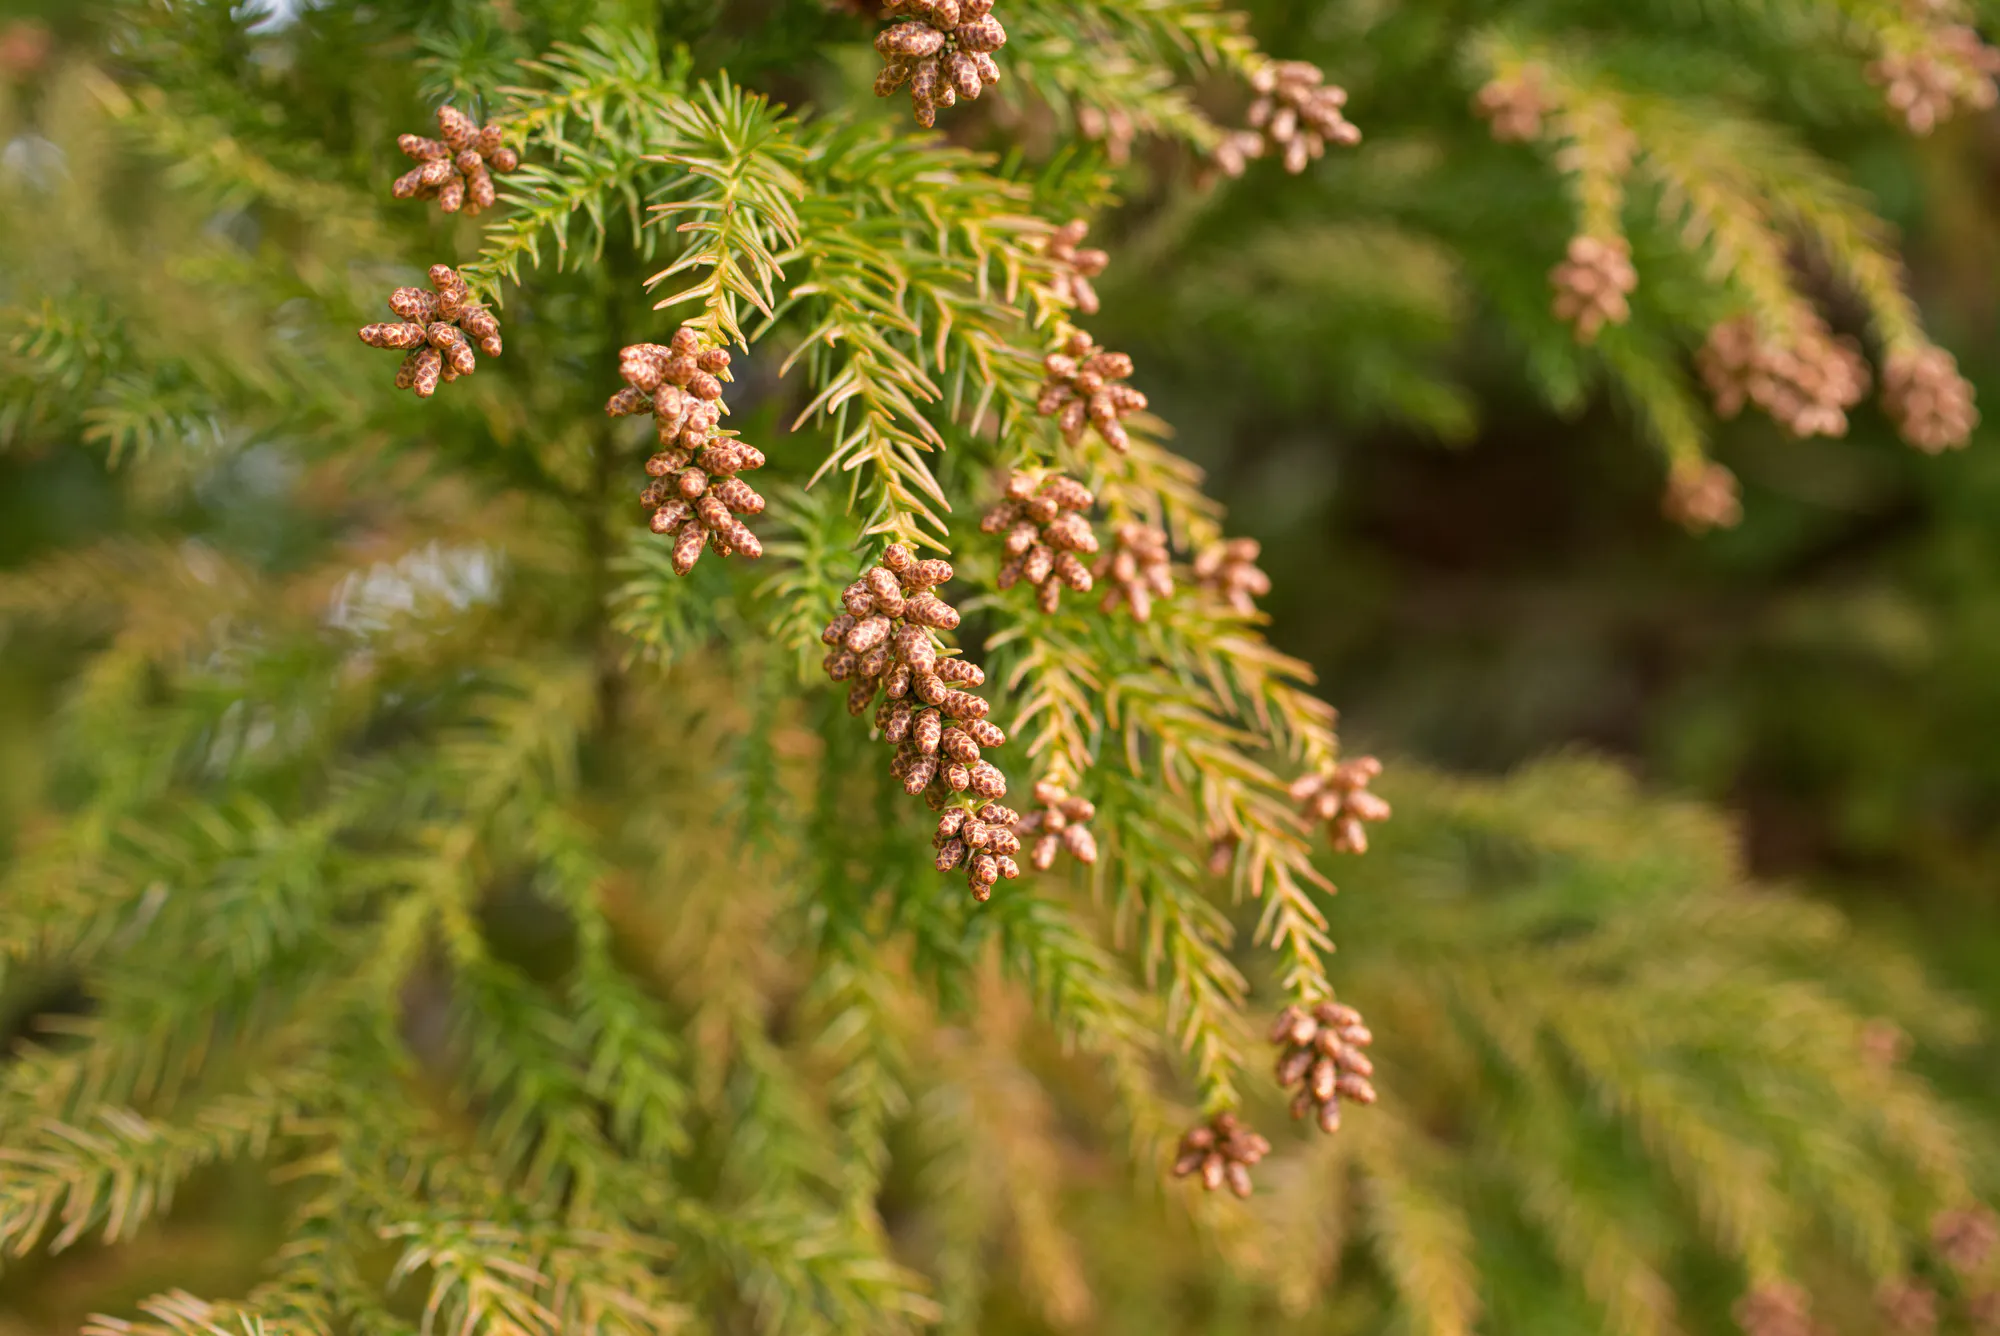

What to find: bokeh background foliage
left=2, top=0, right=2000, bottom=1334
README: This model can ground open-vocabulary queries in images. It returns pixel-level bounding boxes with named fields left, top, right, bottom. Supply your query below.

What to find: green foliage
left=0, top=0, right=1994, bottom=1334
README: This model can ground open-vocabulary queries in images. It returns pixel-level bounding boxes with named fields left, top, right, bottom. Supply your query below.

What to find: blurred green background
left=4, top=0, right=2000, bottom=1331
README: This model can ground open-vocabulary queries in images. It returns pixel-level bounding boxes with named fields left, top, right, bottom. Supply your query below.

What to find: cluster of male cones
left=357, top=265, right=502, bottom=398
left=356, top=100, right=1420, bottom=1208
left=391, top=105, right=518, bottom=215
left=871, top=0, right=1006, bottom=127
left=611, top=330, right=768, bottom=572
left=819, top=546, right=1019, bottom=898
left=1273, top=1000, right=1376, bottom=1133
left=984, top=471, right=1098, bottom=613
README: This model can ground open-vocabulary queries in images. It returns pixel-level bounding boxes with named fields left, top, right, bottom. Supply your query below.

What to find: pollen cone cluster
left=1272, top=1001, right=1376, bottom=1135
left=1247, top=60, right=1361, bottom=174
left=1095, top=523, right=1173, bottom=622
left=1883, top=345, right=1979, bottom=452
left=1734, top=1283, right=1825, bottom=1336
left=358, top=265, right=501, bottom=399
left=1868, top=26, right=2000, bottom=135
left=1696, top=313, right=1869, bottom=439
left=1193, top=537, right=1270, bottom=615
left=931, top=802, right=1024, bottom=901
left=1549, top=235, right=1636, bottom=343
left=1877, top=1281, right=1940, bottom=1336
left=391, top=106, right=519, bottom=215
left=872, top=0, right=1005, bottom=128
left=984, top=472, right=1098, bottom=613
left=822, top=546, right=1016, bottom=897
left=1015, top=779, right=1098, bottom=871
left=611, top=329, right=766, bottom=573
left=1171, top=1113, right=1270, bottom=1198
left=1663, top=461, right=1742, bottom=533
left=1291, top=756, right=1389, bottom=854
left=1040, top=219, right=1111, bottom=316
left=1935, top=1206, right=2000, bottom=1276
left=1037, top=331, right=1147, bottom=453
left=1474, top=68, right=1554, bottom=142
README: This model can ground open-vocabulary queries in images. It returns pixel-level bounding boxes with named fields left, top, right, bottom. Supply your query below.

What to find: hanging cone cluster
left=1935, top=1206, right=2000, bottom=1276
left=1095, top=523, right=1173, bottom=622
left=1474, top=68, right=1554, bottom=143
left=1734, top=1283, right=1825, bottom=1336
left=1549, top=235, right=1636, bottom=344
left=1040, top=219, right=1111, bottom=316
left=1037, top=331, right=1147, bottom=452
left=984, top=472, right=1098, bottom=614
left=1272, top=1001, right=1376, bottom=1134
left=391, top=106, right=519, bottom=215
left=1883, top=345, right=1979, bottom=453
left=822, top=545, right=1016, bottom=897
left=1291, top=756, right=1390, bottom=854
left=358, top=265, right=501, bottom=399
left=1193, top=537, right=1271, bottom=614
left=872, top=0, right=1005, bottom=128
left=1867, top=26, right=2000, bottom=135
left=1877, top=1282, right=1940, bottom=1336
left=1171, top=1113, right=1270, bottom=1198
left=1247, top=60, right=1361, bottom=174
left=1662, top=461, right=1742, bottom=533
left=1015, top=779, right=1098, bottom=871
left=1696, top=313, right=1869, bottom=439
left=931, top=802, right=1025, bottom=901
left=611, top=329, right=766, bottom=573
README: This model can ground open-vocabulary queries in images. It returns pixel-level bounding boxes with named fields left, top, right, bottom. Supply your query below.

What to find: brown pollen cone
left=824, top=545, right=1015, bottom=900
left=1014, top=778, right=1098, bottom=871
left=1876, top=1281, right=1938, bottom=1336
left=1935, top=1205, right=2000, bottom=1276
left=1271, top=1001, right=1376, bottom=1135
left=1867, top=26, right=2000, bottom=136
left=1474, top=68, right=1554, bottom=142
left=1662, top=461, right=1741, bottom=534
left=1170, top=1112, right=1271, bottom=1198
left=985, top=471, right=1098, bottom=614
left=1246, top=59, right=1361, bottom=174
left=1041, top=219, right=1110, bottom=316
left=390, top=106, right=520, bottom=216
left=1094, top=523, right=1173, bottom=622
left=1290, top=756, right=1389, bottom=854
left=614, top=328, right=765, bottom=572
left=1733, top=1282, right=1822, bottom=1336
left=1549, top=234, right=1636, bottom=344
left=1697, top=312, right=1868, bottom=440
left=358, top=265, right=499, bottom=398
left=872, top=0, right=1005, bottom=128
left=1192, top=537, right=1270, bottom=615
left=1883, top=345, right=1978, bottom=453
left=1036, top=330, right=1146, bottom=453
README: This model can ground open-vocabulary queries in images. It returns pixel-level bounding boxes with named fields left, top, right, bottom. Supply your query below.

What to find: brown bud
left=672, top=521, right=706, bottom=576
left=933, top=657, right=983, bottom=686
left=359, top=322, right=430, bottom=350
left=845, top=615, right=893, bottom=653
